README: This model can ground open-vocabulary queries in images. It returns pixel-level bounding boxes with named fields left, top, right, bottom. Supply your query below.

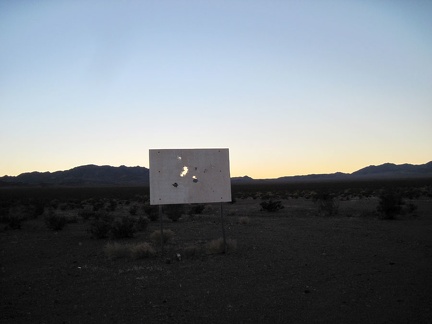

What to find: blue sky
left=1, top=0, right=431, bottom=179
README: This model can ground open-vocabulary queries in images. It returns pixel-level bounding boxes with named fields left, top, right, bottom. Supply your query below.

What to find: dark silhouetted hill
left=352, top=162, right=432, bottom=177
left=0, top=165, right=149, bottom=187
left=1, top=161, right=431, bottom=187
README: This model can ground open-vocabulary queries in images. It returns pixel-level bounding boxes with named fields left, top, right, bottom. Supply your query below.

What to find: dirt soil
left=1, top=198, right=432, bottom=323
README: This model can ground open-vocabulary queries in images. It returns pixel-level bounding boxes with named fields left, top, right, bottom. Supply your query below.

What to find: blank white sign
left=149, top=148, right=231, bottom=205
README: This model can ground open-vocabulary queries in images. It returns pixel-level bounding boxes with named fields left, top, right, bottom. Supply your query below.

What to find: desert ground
left=1, top=183, right=432, bottom=323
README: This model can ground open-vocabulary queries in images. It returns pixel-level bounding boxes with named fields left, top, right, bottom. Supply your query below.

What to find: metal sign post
left=159, top=205, right=164, bottom=255
left=220, top=203, right=227, bottom=253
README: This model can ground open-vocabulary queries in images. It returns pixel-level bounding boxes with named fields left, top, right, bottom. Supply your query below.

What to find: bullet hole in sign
left=192, top=176, right=198, bottom=183
left=172, top=183, right=178, bottom=188
left=180, top=166, right=188, bottom=177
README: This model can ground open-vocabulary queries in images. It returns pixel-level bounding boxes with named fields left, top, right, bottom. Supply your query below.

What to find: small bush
left=0, top=207, right=9, bottom=219
left=150, top=229, right=175, bottom=244
left=2, top=208, right=25, bottom=230
left=163, top=204, right=184, bottom=222
left=377, top=190, right=403, bottom=220
left=29, top=202, right=45, bottom=219
left=89, top=218, right=112, bottom=239
left=238, top=216, right=250, bottom=225
left=44, top=210, right=67, bottom=231
left=59, top=203, right=69, bottom=211
left=104, top=242, right=131, bottom=259
left=110, top=216, right=136, bottom=239
left=405, top=202, right=418, bottom=215
left=106, top=199, right=118, bottom=212
left=260, top=200, right=284, bottom=212
left=315, top=193, right=339, bottom=217
left=183, top=245, right=201, bottom=259
left=94, top=211, right=114, bottom=222
left=207, top=238, right=237, bottom=254
left=135, top=216, right=149, bottom=231
left=50, top=199, right=60, bottom=209
left=143, top=204, right=159, bottom=221
left=92, top=200, right=105, bottom=212
left=188, top=204, right=205, bottom=215
left=65, top=214, right=79, bottom=224
left=2, top=214, right=22, bottom=230
left=104, top=242, right=156, bottom=259
left=79, top=208, right=96, bottom=221
left=129, top=204, right=139, bottom=216
left=130, top=242, right=156, bottom=259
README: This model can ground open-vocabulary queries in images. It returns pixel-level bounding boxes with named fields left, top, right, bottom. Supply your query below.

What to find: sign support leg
left=220, top=203, right=227, bottom=253
left=159, top=205, right=164, bottom=256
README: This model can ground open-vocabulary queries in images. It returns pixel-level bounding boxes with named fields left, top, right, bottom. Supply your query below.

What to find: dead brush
left=207, top=238, right=237, bottom=254
left=150, top=229, right=175, bottom=244
left=104, top=242, right=156, bottom=259
left=183, top=244, right=202, bottom=259
left=130, top=242, right=156, bottom=259
left=104, top=242, right=131, bottom=259
left=238, top=216, right=250, bottom=224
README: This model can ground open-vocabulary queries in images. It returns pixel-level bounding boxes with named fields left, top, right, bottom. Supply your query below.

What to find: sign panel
left=149, top=148, right=231, bottom=205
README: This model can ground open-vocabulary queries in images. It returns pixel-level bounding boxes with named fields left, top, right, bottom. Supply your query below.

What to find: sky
left=1, top=0, right=431, bottom=179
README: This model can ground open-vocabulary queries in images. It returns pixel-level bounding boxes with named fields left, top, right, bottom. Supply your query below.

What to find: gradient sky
left=1, top=0, right=431, bottom=179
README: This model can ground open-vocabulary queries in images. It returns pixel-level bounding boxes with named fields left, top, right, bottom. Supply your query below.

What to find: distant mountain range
left=0, top=165, right=149, bottom=187
left=1, top=162, right=431, bottom=187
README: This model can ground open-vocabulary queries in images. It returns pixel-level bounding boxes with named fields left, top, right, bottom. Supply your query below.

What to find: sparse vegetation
left=44, top=210, right=67, bottom=231
left=183, top=244, right=202, bottom=259
left=110, top=216, right=136, bottom=239
left=1, top=180, right=432, bottom=323
left=405, top=202, right=418, bottom=215
left=238, top=216, right=250, bottom=224
left=79, top=207, right=96, bottom=221
left=2, top=214, right=23, bottom=230
left=377, top=189, right=403, bottom=220
left=128, top=204, right=139, bottom=215
left=163, top=204, right=184, bottom=222
left=260, top=199, right=284, bottom=212
left=129, top=242, right=156, bottom=259
left=104, top=242, right=156, bottom=259
left=188, top=204, right=206, bottom=215
left=143, top=203, right=159, bottom=221
left=150, top=229, right=175, bottom=244
left=135, top=216, right=149, bottom=231
left=89, top=216, right=112, bottom=239
left=315, top=192, right=339, bottom=217
left=104, top=242, right=131, bottom=259
left=207, top=238, right=237, bottom=254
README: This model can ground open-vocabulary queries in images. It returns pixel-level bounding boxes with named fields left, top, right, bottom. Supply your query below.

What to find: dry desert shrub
left=130, top=242, right=156, bottom=259
left=150, top=229, right=175, bottom=244
left=104, top=242, right=156, bottom=259
left=315, top=193, right=339, bottom=217
left=377, top=189, right=403, bottom=220
left=104, top=242, right=131, bottom=259
left=65, top=214, right=79, bottom=224
left=110, top=216, right=136, bottom=239
left=207, top=238, right=237, bottom=254
left=238, top=216, right=250, bottom=224
left=89, top=217, right=112, bottom=239
left=44, top=210, right=67, bottom=231
left=260, top=199, right=284, bottom=212
left=1, top=208, right=25, bottom=230
left=163, top=204, right=184, bottom=222
left=78, top=207, right=96, bottom=221
left=187, top=204, right=205, bottom=215
left=183, top=244, right=202, bottom=259
left=135, top=216, right=149, bottom=231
